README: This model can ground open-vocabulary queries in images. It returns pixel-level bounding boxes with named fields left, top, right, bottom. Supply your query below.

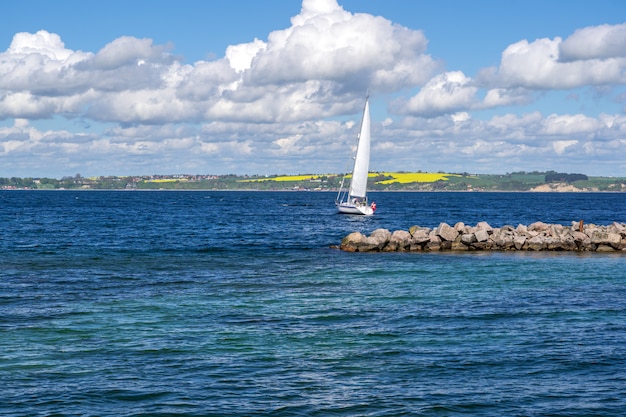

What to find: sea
left=1, top=190, right=625, bottom=417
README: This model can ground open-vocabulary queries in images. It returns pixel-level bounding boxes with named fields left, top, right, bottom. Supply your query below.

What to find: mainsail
left=348, top=98, right=371, bottom=198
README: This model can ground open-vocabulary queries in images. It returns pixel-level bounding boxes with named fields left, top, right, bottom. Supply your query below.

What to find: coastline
left=2, top=172, right=626, bottom=192
left=2, top=188, right=626, bottom=193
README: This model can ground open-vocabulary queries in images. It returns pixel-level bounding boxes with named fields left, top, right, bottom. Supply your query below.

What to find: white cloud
left=478, top=23, right=626, bottom=90
left=86, top=89, right=194, bottom=124
left=7, top=30, right=73, bottom=60
left=451, top=112, right=470, bottom=124
left=488, top=112, right=543, bottom=134
left=273, top=134, right=304, bottom=155
left=225, top=38, right=266, bottom=73
left=396, top=71, right=477, bottom=116
left=388, top=22, right=626, bottom=119
left=560, top=23, right=626, bottom=61
left=92, top=36, right=170, bottom=69
left=0, top=31, right=92, bottom=95
left=541, top=114, right=601, bottom=136
left=552, top=140, right=578, bottom=154
left=362, top=20, right=624, bottom=130
left=245, top=0, right=437, bottom=92
left=482, top=88, right=532, bottom=108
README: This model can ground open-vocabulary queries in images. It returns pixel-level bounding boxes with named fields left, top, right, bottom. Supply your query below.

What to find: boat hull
left=336, top=203, right=374, bottom=215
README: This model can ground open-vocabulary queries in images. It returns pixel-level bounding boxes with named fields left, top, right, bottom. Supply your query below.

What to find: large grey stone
left=436, top=222, right=459, bottom=242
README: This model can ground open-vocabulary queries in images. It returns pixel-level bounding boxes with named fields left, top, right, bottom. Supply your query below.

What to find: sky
left=1, top=0, right=625, bottom=178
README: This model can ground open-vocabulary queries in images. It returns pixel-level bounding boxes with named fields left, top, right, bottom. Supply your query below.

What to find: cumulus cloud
left=541, top=113, right=602, bottom=136
left=246, top=0, right=437, bottom=91
left=393, top=71, right=477, bottom=116
left=7, top=30, right=74, bottom=60
left=552, top=140, right=578, bottom=154
left=388, top=21, right=626, bottom=120
left=482, top=88, right=533, bottom=108
left=477, top=22, right=626, bottom=90
left=559, top=23, right=626, bottom=61
left=92, top=36, right=171, bottom=69
left=225, top=38, right=266, bottom=73
left=0, top=30, right=91, bottom=95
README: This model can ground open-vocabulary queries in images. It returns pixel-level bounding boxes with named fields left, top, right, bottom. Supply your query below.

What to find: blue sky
left=1, top=0, right=625, bottom=177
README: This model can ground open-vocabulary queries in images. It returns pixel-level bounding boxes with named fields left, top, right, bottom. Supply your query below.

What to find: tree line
left=544, top=171, right=588, bottom=183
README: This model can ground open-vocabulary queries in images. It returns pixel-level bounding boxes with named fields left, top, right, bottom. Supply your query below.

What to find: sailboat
left=335, top=95, right=377, bottom=215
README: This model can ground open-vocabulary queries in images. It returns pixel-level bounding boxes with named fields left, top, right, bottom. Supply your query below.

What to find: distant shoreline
left=2, top=171, right=625, bottom=192
left=2, top=188, right=625, bottom=193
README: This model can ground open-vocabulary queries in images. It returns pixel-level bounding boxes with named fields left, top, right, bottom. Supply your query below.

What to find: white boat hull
left=336, top=202, right=374, bottom=215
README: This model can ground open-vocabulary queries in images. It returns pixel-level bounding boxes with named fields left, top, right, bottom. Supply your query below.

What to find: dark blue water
left=1, top=191, right=626, bottom=416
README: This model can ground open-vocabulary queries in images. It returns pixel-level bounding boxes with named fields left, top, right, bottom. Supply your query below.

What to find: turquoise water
left=1, top=191, right=625, bottom=416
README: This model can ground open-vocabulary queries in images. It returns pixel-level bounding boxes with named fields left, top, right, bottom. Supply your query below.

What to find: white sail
left=348, top=99, right=371, bottom=198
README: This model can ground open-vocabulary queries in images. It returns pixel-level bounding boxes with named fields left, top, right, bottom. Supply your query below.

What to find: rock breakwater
left=340, top=221, right=626, bottom=252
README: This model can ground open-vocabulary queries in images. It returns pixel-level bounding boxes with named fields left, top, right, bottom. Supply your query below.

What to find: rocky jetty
left=340, top=221, right=626, bottom=253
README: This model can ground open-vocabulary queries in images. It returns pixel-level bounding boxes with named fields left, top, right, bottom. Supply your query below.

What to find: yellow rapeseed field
left=239, top=172, right=459, bottom=184
left=376, top=172, right=460, bottom=184
left=239, top=175, right=326, bottom=182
